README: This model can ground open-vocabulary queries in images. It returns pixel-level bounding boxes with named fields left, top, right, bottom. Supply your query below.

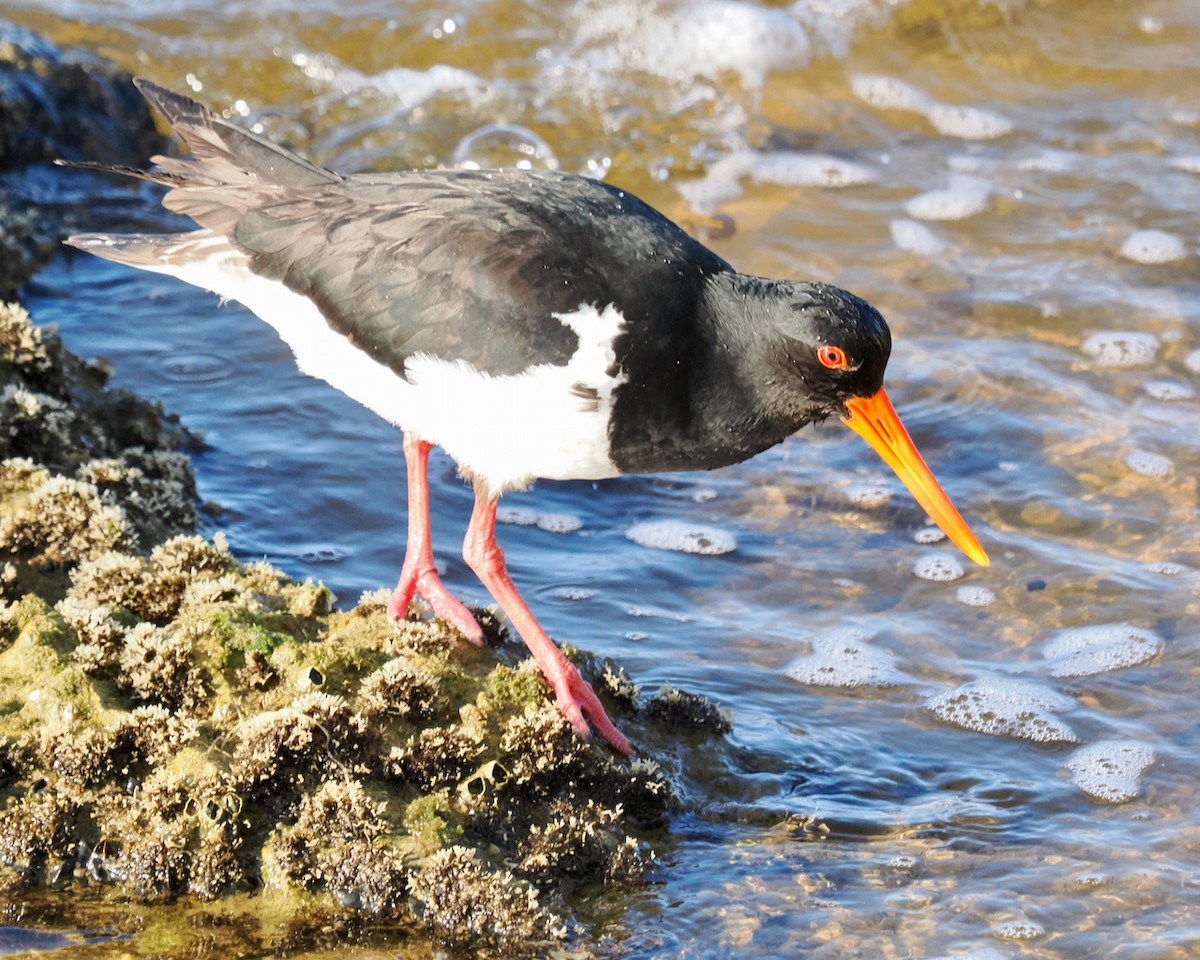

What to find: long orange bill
left=842, top=388, right=989, bottom=567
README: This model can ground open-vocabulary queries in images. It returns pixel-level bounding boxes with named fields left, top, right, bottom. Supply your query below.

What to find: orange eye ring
left=817, top=345, right=849, bottom=370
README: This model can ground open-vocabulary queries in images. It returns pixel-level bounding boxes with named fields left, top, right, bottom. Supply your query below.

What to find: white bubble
left=904, top=174, right=991, bottom=221
left=1148, top=561, right=1189, bottom=576
left=1119, top=229, right=1188, bottom=264
left=927, top=950, right=1009, bottom=960
left=641, top=0, right=810, bottom=86
left=913, top=552, right=965, bottom=582
left=1066, top=741, right=1155, bottom=802
left=846, top=478, right=892, bottom=505
left=850, top=74, right=929, bottom=111
left=680, top=148, right=875, bottom=212
left=913, top=526, right=947, bottom=545
left=677, top=151, right=757, bottom=211
left=1169, top=155, right=1200, bottom=174
left=1080, top=331, right=1160, bottom=367
left=751, top=152, right=876, bottom=188
left=1186, top=349, right=1200, bottom=374
left=1017, top=149, right=1075, bottom=172
left=926, top=679, right=1078, bottom=743
left=1124, top=450, right=1173, bottom=478
left=889, top=218, right=947, bottom=257
left=955, top=585, right=996, bottom=607
left=534, top=512, right=583, bottom=534
left=553, top=586, right=596, bottom=600
left=338, top=63, right=483, bottom=110
left=497, top=506, right=583, bottom=533
left=926, top=103, right=1013, bottom=140
left=1043, top=624, right=1163, bottom=678
left=994, top=920, right=1045, bottom=941
left=785, top=629, right=909, bottom=688
left=1142, top=379, right=1196, bottom=401
left=626, top=519, right=737, bottom=555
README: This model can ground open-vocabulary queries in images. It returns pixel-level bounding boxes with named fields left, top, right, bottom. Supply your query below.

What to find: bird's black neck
left=608, top=272, right=816, bottom=474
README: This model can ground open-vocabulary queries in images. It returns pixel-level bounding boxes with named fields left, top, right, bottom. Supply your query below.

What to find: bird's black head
left=752, top=279, right=893, bottom=422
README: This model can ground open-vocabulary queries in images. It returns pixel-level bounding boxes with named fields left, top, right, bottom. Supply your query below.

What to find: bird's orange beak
left=842, top=388, right=989, bottom=566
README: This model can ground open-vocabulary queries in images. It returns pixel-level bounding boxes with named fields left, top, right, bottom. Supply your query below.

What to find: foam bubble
left=552, top=586, right=596, bottom=600
left=338, top=63, right=483, bottom=110
left=1066, top=741, right=1155, bottom=802
left=1169, top=156, right=1200, bottom=173
left=993, top=920, right=1045, bottom=941
left=913, top=552, right=965, bottom=582
left=496, top=506, right=583, bottom=533
left=850, top=74, right=930, bottom=111
left=1017, top=149, right=1075, bottom=172
left=851, top=74, right=1010, bottom=140
left=845, top=477, right=892, bottom=505
left=680, top=149, right=874, bottom=212
left=926, top=679, right=1078, bottom=743
left=1148, top=561, right=1189, bottom=576
left=750, top=152, right=876, bottom=188
left=678, top=151, right=756, bottom=211
left=1080, top=331, right=1159, bottom=367
left=927, top=950, right=1009, bottom=960
left=785, top=629, right=909, bottom=688
left=955, top=585, right=996, bottom=607
left=626, top=519, right=737, bottom=555
left=1043, top=623, right=1163, bottom=678
left=904, top=175, right=991, bottom=221
left=1124, top=450, right=1173, bottom=478
left=645, top=1, right=810, bottom=86
left=889, top=218, right=947, bottom=257
left=913, top=526, right=947, bottom=545
left=1118, top=229, right=1188, bottom=264
left=926, top=103, right=1013, bottom=140
left=1142, top=379, right=1196, bottom=401
left=1186, top=349, right=1200, bottom=375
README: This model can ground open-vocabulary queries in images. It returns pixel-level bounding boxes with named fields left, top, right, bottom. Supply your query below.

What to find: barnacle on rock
left=0, top=474, right=131, bottom=567
left=229, top=693, right=373, bottom=803
left=264, top=778, right=409, bottom=915
left=409, top=845, right=566, bottom=945
left=358, top=656, right=441, bottom=722
left=386, top=723, right=486, bottom=792
left=0, top=788, right=77, bottom=884
left=518, top=798, right=649, bottom=883
left=117, top=621, right=205, bottom=713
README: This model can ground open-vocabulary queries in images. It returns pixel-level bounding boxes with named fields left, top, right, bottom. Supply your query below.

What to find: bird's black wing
left=120, top=80, right=733, bottom=378
left=228, top=169, right=734, bottom=377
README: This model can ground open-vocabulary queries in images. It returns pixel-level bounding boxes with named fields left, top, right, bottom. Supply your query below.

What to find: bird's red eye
left=817, top=345, right=849, bottom=370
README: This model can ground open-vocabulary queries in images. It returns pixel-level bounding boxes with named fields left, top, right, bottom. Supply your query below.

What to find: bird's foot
left=387, top=571, right=484, bottom=645
left=545, top=659, right=634, bottom=756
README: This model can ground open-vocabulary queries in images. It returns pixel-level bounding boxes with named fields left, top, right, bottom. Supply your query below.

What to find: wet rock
left=0, top=21, right=164, bottom=295
left=0, top=298, right=703, bottom=950
left=644, top=685, right=733, bottom=735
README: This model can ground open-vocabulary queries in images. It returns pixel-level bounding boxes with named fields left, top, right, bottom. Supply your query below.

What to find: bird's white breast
left=144, top=239, right=628, bottom=494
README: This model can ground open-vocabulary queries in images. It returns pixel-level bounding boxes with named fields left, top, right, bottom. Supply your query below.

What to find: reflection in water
left=11, top=0, right=1200, bottom=955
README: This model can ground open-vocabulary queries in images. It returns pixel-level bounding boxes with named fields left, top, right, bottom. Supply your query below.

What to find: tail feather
left=132, top=79, right=338, bottom=191
left=64, top=230, right=232, bottom=271
left=60, top=80, right=340, bottom=237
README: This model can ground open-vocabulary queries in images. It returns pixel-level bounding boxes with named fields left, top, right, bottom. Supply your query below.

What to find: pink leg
left=387, top=434, right=484, bottom=644
left=462, top=483, right=633, bottom=756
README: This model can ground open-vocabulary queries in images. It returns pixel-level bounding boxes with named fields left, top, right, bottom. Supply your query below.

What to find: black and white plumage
left=65, top=81, right=986, bottom=754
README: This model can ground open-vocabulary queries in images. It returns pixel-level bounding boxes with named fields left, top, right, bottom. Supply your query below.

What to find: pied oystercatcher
left=65, top=81, right=988, bottom=755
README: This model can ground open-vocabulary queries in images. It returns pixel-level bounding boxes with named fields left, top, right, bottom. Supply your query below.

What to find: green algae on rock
left=0, top=300, right=692, bottom=951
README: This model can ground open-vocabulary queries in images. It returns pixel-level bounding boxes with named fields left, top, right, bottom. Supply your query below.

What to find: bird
left=63, top=80, right=988, bottom=756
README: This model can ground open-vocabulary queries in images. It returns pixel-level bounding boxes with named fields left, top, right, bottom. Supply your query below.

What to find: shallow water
left=10, top=0, right=1200, bottom=954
